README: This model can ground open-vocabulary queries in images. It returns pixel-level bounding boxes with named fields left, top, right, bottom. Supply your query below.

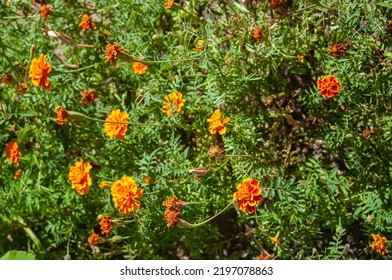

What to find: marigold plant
left=81, top=89, right=98, bottom=104
left=163, top=195, right=184, bottom=227
left=104, top=43, right=128, bottom=65
left=88, top=232, right=100, bottom=245
left=54, top=105, right=68, bottom=125
left=99, top=215, right=113, bottom=235
left=132, top=61, right=148, bottom=75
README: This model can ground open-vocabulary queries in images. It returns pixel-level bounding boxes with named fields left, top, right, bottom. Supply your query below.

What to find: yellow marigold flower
left=163, top=195, right=184, bottom=227
left=104, top=43, right=128, bottom=65
left=99, top=215, right=113, bottom=235
left=317, top=75, right=342, bottom=98
left=40, top=4, right=51, bottom=22
left=252, top=27, right=262, bottom=41
left=233, top=178, right=263, bottom=214
left=193, top=40, right=205, bottom=52
left=29, top=54, right=51, bottom=90
left=270, top=236, right=281, bottom=246
left=370, top=234, right=389, bottom=255
left=1, top=72, right=12, bottom=84
left=165, top=0, right=174, bottom=9
left=68, top=159, right=92, bottom=195
left=81, top=89, right=98, bottom=104
left=111, top=176, right=143, bottom=214
left=207, top=108, right=230, bottom=135
left=54, top=105, right=68, bottom=125
left=87, top=232, right=100, bottom=245
left=14, top=168, right=22, bottom=180
left=329, top=43, right=348, bottom=57
left=104, top=109, right=129, bottom=140
left=99, top=181, right=111, bottom=189
left=257, top=252, right=275, bottom=260
left=78, top=14, right=96, bottom=32
left=132, top=61, right=148, bottom=75
left=162, top=91, right=185, bottom=118
left=5, top=141, right=22, bottom=164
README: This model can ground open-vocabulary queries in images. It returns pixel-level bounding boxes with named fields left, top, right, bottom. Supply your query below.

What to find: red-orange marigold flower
left=329, top=43, right=348, bottom=57
left=104, top=109, right=129, bottom=140
left=104, top=44, right=128, bottom=65
left=233, top=178, right=263, bottom=214
left=132, top=61, right=148, bottom=75
left=87, top=232, right=100, bottom=245
left=54, top=105, right=68, bottom=125
left=1, top=73, right=12, bottom=84
left=317, top=75, right=342, bottom=98
left=68, top=159, right=92, bottom=195
left=162, top=91, right=185, bottom=118
left=81, top=89, right=98, bottom=104
left=268, top=0, right=284, bottom=9
left=111, top=176, right=143, bottom=214
left=370, top=234, right=389, bottom=255
left=257, top=252, right=275, bottom=260
left=163, top=195, right=184, bottom=227
left=14, top=168, right=22, bottom=180
left=252, top=27, right=262, bottom=41
left=79, top=14, right=96, bottom=32
left=40, top=4, right=51, bottom=21
left=99, top=215, right=113, bottom=235
left=165, top=0, right=174, bottom=9
left=5, top=141, right=22, bottom=164
left=207, top=108, right=230, bottom=135
left=16, top=83, right=30, bottom=94
left=29, top=54, right=51, bottom=90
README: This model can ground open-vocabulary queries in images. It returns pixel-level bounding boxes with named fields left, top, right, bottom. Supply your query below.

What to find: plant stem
left=189, top=201, right=234, bottom=228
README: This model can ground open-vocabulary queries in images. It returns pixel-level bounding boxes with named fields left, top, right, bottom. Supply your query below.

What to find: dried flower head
left=54, top=105, right=68, bottom=125
left=257, top=252, right=275, bottom=260
left=193, top=40, right=205, bottom=52
left=252, top=27, right=262, bottom=41
left=1, top=73, right=12, bottom=84
left=208, top=145, right=225, bottom=158
left=207, top=108, right=230, bottom=135
left=162, top=91, right=185, bottom=118
left=317, top=75, right=342, bottom=98
left=14, top=168, right=22, bottom=180
left=29, top=54, right=51, bottom=90
left=68, top=159, right=92, bottom=195
left=233, top=178, right=263, bottom=214
left=132, top=61, right=148, bottom=75
left=99, top=215, right=113, bottom=235
left=165, top=0, right=174, bottom=9
left=87, top=232, right=100, bottom=245
left=361, top=126, right=373, bottom=138
left=40, top=4, right=51, bottom=21
left=370, top=234, right=389, bottom=255
left=5, top=141, right=22, bottom=164
left=79, top=14, right=96, bottom=32
left=16, top=83, right=30, bottom=94
left=329, top=43, right=348, bottom=57
left=111, top=176, right=143, bottom=214
left=81, top=89, right=98, bottom=104
left=268, top=0, right=284, bottom=9
left=104, top=109, right=129, bottom=140
left=163, top=195, right=184, bottom=227
left=104, top=44, right=128, bottom=65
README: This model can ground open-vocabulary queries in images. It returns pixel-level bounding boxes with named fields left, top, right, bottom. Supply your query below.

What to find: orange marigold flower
left=29, top=54, right=51, bottom=90
left=165, top=0, right=174, bottom=9
left=1, top=73, right=12, bottom=84
left=270, top=236, right=281, bottom=246
left=99, top=215, right=113, bottom=235
left=163, top=195, right=184, bottom=227
left=99, top=181, right=111, bottom=189
left=68, top=159, right=92, bottom=195
left=233, top=178, right=263, bottom=214
left=78, top=14, right=96, bottom=32
left=143, top=176, right=153, bottom=185
left=257, top=252, right=275, bottom=260
left=54, top=105, right=68, bottom=125
left=111, top=176, right=143, bottom=214
left=162, top=91, right=185, bottom=118
left=40, top=4, right=51, bottom=21
left=16, top=83, right=30, bottom=94
left=14, top=168, right=22, bottom=180
left=5, top=141, right=22, bottom=164
left=104, top=109, right=129, bottom=140
left=104, top=44, right=128, bottom=65
left=87, top=232, right=100, bottom=245
left=132, top=61, right=148, bottom=75
left=81, top=89, right=98, bottom=104
left=207, top=108, right=230, bottom=135
left=252, top=27, right=262, bottom=41
left=329, top=43, right=348, bottom=57
left=317, top=75, right=342, bottom=98
left=268, top=0, right=284, bottom=9
left=370, top=234, right=389, bottom=255
left=193, top=40, right=205, bottom=52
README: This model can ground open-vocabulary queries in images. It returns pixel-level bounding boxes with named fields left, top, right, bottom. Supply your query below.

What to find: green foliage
left=1, top=0, right=391, bottom=260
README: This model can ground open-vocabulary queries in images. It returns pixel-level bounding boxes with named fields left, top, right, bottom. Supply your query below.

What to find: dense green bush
left=1, top=0, right=391, bottom=260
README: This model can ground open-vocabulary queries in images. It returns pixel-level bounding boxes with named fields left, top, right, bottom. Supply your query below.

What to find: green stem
left=51, top=63, right=101, bottom=75
left=81, top=114, right=160, bottom=126
left=189, top=201, right=234, bottom=228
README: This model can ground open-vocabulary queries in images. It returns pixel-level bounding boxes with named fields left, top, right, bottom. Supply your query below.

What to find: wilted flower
left=370, top=234, right=389, bottom=255
left=104, top=109, right=129, bottom=140
left=79, top=14, right=96, bottom=32
left=132, top=61, right=148, bottom=75
left=54, top=105, right=68, bottom=125
left=87, top=232, right=100, bottom=245
left=16, top=83, right=30, bottom=94
left=14, top=168, right=22, bottom=180
left=162, top=92, right=185, bottom=118
left=99, top=215, right=113, bottom=235
left=104, top=44, right=128, bottom=65
left=143, top=176, right=153, bottom=184
left=208, top=145, right=225, bottom=158
left=5, top=141, right=22, bottom=164
left=68, top=159, right=92, bottom=195
left=81, top=89, right=98, bottom=104
left=207, top=108, right=230, bottom=135
left=233, top=178, right=263, bottom=214
left=268, top=0, right=284, bottom=9
left=329, top=43, right=348, bottom=57
left=111, top=176, right=143, bottom=214
left=1, top=73, right=12, bottom=84
left=29, top=54, right=51, bottom=90
left=163, top=195, right=184, bottom=227
left=317, top=75, right=342, bottom=98
left=40, top=4, right=51, bottom=21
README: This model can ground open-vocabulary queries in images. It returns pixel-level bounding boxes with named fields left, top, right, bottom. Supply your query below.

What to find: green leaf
left=1, top=250, right=36, bottom=260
